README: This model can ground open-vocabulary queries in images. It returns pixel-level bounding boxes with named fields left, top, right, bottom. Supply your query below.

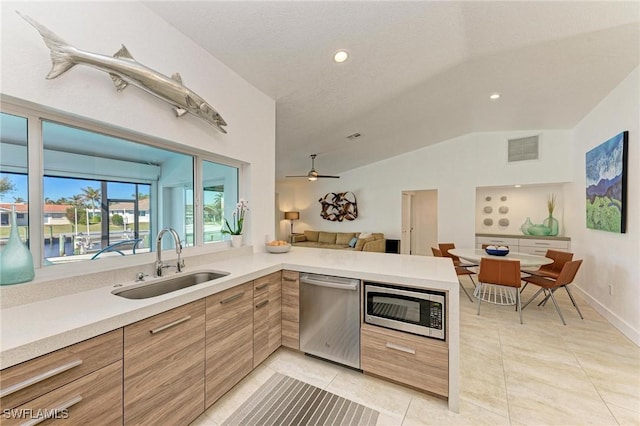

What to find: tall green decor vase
left=0, top=206, right=35, bottom=286
left=543, top=214, right=559, bottom=236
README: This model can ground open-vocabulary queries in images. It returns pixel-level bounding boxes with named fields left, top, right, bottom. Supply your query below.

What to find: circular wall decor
left=483, top=206, right=493, bottom=214
left=500, top=195, right=507, bottom=201
left=483, top=218, right=493, bottom=226
left=498, top=218, right=510, bottom=227
left=499, top=206, right=509, bottom=214
left=485, top=196, right=492, bottom=202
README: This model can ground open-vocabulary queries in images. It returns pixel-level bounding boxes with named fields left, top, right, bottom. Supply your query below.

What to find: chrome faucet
left=155, top=228, right=184, bottom=277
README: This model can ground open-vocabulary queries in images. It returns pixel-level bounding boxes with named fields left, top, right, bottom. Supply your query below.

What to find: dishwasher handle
left=300, top=275, right=358, bottom=291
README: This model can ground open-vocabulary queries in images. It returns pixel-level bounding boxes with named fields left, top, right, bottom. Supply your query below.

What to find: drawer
left=0, top=329, right=123, bottom=410
left=361, top=324, right=448, bottom=397
left=253, top=271, right=281, bottom=297
left=124, top=299, right=205, bottom=357
left=518, top=246, right=556, bottom=256
left=3, top=361, right=122, bottom=426
left=518, top=238, right=570, bottom=250
left=476, top=236, right=519, bottom=248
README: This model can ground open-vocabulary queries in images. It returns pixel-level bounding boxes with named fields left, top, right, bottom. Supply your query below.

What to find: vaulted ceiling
left=144, top=1, right=640, bottom=179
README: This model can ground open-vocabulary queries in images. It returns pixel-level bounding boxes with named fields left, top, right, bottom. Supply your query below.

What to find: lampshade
left=284, top=211, right=300, bottom=220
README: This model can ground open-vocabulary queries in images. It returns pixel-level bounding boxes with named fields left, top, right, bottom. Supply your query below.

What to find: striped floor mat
left=222, top=373, right=379, bottom=426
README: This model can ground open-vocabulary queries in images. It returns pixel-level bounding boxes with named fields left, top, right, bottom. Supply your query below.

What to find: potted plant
left=222, top=199, right=249, bottom=247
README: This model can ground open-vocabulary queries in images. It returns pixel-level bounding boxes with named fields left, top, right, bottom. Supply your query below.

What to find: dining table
left=449, top=248, right=554, bottom=268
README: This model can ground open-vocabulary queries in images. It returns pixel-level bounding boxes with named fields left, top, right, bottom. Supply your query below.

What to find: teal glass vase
left=543, top=214, right=559, bottom=236
left=0, top=206, right=35, bottom=286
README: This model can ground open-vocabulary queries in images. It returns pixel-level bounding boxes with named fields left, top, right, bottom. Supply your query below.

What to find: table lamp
left=284, top=211, right=300, bottom=243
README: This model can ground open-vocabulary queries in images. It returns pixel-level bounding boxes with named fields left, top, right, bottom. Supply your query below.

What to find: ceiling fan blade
left=285, top=175, right=311, bottom=178
left=316, top=175, right=340, bottom=179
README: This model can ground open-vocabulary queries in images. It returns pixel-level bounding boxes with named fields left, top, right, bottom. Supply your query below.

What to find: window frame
left=1, top=97, right=244, bottom=274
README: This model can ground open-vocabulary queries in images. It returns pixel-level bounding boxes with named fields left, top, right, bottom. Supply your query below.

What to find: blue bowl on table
left=485, top=248, right=509, bottom=256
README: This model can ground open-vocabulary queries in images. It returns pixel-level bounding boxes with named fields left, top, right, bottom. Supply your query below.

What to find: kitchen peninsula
left=0, top=247, right=460, bottom=415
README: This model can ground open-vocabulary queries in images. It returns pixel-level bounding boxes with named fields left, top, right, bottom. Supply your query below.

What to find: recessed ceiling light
left=334, top=50, right=349, bottom=63
left=490, top=93, right=501, bottom=100
left=514, top=184, right=521, bottom=188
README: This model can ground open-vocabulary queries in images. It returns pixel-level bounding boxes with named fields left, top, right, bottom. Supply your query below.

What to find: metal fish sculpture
left=18, top=12, right=227, bottom=133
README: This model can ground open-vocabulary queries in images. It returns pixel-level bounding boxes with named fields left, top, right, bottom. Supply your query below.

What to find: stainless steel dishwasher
left=299, top=273, right=361, bottom=369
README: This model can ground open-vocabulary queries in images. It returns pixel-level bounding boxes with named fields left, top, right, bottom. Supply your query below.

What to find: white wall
left=277, top=129, right=572, bottom=248
left=567, top=67, right=640, bottom=344
left=1, top=2, right=275, bottom=250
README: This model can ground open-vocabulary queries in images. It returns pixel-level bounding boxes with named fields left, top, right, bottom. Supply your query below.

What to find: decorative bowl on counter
left=265, top=241, right=291, bottom=253
left=485, top=245, right=509, bottom=256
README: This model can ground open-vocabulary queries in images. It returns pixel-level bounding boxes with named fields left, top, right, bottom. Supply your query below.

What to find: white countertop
left=0, top=247, right=458, bottom=369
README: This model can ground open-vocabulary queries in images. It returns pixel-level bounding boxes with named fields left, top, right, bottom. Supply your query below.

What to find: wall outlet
left=609, top=284, right=614, bottom=296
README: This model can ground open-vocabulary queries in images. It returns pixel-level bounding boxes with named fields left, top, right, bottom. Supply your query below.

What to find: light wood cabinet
left=3, top=361, right=123, bottom=426
left=0, top=329, right=122, bottom=412
left=253, top=272, right=282, bottom=367
left=361, top=323, right=448, bottom=397
left=281, top=270, right=300, bottom=350
left=124, top=299, right=205, bottom=426
left=205, top=281, right=254, bottom=407
left=476, top=235, right=571, bottom=254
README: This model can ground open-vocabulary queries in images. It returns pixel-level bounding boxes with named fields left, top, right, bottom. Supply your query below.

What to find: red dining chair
left=476, top=258, right=523, bottom=324
left=521, top=259, right=584, bottom=325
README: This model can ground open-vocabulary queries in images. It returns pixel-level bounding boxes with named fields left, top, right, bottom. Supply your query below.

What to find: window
left=41, top=120, right=196, bottom=264
left=1, top=101, right=240, bottom=271
left=0, top=113, right=29, bottom=247
left=202, top=160, right=238, bottom=243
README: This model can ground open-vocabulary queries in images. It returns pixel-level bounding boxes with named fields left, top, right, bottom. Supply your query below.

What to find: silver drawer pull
left=150, top=316, right=191, bottom=334
left=0, top=360, right=83, bottom=398
left=220, top=292, right=244, bottom=304
left=534, top=242, right=551, bottom=246
left=255, top=300, right=269, bottom=309
left=21, top=395, right=83, bottom=426
left=282, top=277, right=297, bottom=282
left=255, top=283, right=268, bottom=290
left=385, top=342, right=416, bottom=355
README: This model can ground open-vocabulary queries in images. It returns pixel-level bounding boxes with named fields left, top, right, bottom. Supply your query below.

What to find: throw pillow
left=348, top=237, right=358, bottom=248
left=354, top=236, right=375, bottom=251
left=304, top=230, right=319, bottom=242
left=359, top=232, right=372, bottom=239
left=336, top=232, right=356, bottom=245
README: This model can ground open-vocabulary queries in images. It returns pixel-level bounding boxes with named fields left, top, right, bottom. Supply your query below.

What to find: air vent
left=508, top=136, right=539, bottom=162
left=346, top=132, right=362, bottom=141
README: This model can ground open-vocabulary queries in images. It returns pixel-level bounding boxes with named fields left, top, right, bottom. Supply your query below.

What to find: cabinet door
left=124, top=300, right=205, bottom=426
left=253, top=272, right=282, bottom=367
left=0, top=329, right=122, bottom=410
left=3, top=361, right=122, bottom=426
left=281, top=270, right=300, bottom=350
left=205, top=282, right=254, bottom=407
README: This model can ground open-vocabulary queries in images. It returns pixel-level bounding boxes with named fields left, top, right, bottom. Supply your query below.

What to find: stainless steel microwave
left=364, top=282, right=445, bottom=341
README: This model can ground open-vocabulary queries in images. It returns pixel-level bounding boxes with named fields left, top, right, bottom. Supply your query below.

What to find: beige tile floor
left=192, top=280, right=640, bottom=425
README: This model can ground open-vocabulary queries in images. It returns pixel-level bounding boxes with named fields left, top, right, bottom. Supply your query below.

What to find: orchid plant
left=222, top=199, right=249, bottom=236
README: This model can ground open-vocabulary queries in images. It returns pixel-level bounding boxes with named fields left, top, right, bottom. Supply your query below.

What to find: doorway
left=401, top=190, right=438, bottom=255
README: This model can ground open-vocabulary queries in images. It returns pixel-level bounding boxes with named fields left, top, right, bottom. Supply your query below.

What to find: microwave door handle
left=300, top=277, right=358, bottom=291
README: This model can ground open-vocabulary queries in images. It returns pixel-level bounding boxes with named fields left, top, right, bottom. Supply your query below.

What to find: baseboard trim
left=574, top=285, right=640, bottom=346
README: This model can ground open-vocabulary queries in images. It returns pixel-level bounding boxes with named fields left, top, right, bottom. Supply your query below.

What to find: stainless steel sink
left=112, top=271, right=229, bottom=299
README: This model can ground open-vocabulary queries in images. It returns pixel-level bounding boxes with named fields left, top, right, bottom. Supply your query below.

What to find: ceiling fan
left=286, top=154, right=340, bottom=181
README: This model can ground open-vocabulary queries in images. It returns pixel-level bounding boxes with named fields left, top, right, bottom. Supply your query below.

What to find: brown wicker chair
left=432, top=247, right=476, bottom=302
left=521, top=259, right=584, bottom=325
left=438, top=243, right=476, bottom=268
left=520, top=249, right=573, bottom=293
left=476, top=258, right=523, bottom=323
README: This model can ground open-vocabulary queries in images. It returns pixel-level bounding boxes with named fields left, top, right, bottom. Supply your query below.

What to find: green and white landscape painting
left=585, top=131, right=628, bottom=233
